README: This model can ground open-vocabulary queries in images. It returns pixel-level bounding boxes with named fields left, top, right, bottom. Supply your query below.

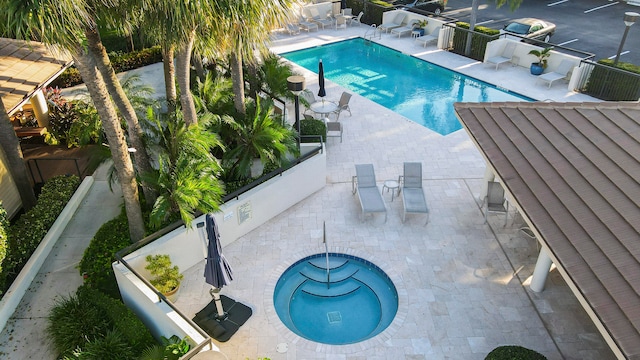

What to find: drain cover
left=327, top=311, right=342, bottom=324
left=276, top=343, right=288, bottom=353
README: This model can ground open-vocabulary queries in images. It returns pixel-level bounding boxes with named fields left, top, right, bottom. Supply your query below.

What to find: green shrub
left=452, top=22, right=500, bottom=61
left=78, top=210, right=131, bottom=298
left=485, top=345, right=547, bottom=360
left=300, top=119, right=327, bottom=142
left=584, top=59, right=640, bottom=101
left=0, top=175, right=80, bottom=296
left=0, top=203, right=8, bottom=274
left=51, top=46, right=163, bottom=88
left=48, top=286, right=154, bottom=359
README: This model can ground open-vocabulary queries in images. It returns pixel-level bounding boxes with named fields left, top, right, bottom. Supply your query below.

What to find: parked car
left=500, top=18, right=556, bottom=43
left=393, top=0, right=446, bottom=16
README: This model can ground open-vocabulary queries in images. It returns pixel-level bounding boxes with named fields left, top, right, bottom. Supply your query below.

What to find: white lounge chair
left=298, top=18, right=318, bottom=32
left=415, top=28, right=440, bottom=47
left=286, top=23, right=300, bottom=35
left=352, top=164, right=387, bottom=222
left=486, top=42, right=516, bottom=70
left=391, top=19, right=419, bottom=38
left=399, top=162, right=429, bottom=224
left=309, top=7, right=334, bottom=29
left=378, top=13, right=406, bottom=33
left=537, top=59, right=574, bottom=88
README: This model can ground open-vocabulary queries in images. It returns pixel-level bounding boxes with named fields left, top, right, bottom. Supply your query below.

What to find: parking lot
left=444, top=0, right=640, bottom=65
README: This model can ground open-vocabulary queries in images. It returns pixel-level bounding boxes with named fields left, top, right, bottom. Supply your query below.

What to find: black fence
left=576, top=60, right=640, bottom=101
left=442, top=23, right=498, bottom=62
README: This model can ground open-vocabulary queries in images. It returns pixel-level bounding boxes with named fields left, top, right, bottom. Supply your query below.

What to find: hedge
left=0, top=175, right=80, bottom=296
left=485, top=345, right=548, bottom=360
left=0, top=203, right=8, bottom=274
left=301, top=119, right=327, bottom=142
left=451, top=22, right=500, bottom=61
left=584, top=59, right=640, bottom=101
left=51, top=46, right=163, bottom=88
left=78, top=210, right=131, bottom=299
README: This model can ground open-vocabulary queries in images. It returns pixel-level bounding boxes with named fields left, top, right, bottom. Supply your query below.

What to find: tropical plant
left=0, top=203, right=8, bottom=274
left=145, top=255, right=183, bottom=294
left=414, top=19, right=428, bottom=29
left=222, top=97, right=299, bottom=180
left=139, top=335, right=191, bottom=360
left=255, top=52, right=297, bottom=101
left=528, top=47, right=552, bottom=68
left=142, top=108, right=225, bottom=229
left=193, top=71, right=235, bottom=117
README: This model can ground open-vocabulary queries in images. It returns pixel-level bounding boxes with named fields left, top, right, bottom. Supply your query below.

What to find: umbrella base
left=193, top=295, right=253, bottom=342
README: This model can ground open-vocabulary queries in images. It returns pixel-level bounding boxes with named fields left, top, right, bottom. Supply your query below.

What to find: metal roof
left=454, top=101, right=640, bottom=360
left=0, top=38, right=72, bottom=115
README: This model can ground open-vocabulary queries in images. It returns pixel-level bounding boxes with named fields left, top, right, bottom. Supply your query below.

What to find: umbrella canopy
left=341, top=0, right=346, bottom=9
left=204, top=214, right=233, bottom=289
left=317, top=59, right=326, bottom=99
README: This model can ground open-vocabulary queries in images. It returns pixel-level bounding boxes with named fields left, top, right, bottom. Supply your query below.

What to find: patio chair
left=333, top=92, right=352, bottom=120
left=483, top=181, right=509, bottom=227
left=352, top=164, right=387, bottom=222
left=378, top=13, right=406, bottom=33
left=486, top=42, right=516, bottom=70
left=336, top=15, right=348, bottom=30
left=415, top=28, right=440, bottom=48
left=351, top=11, right=364, bottom=27
left=300, top=91, right=316, bottom=115
left=391, top=19, right=420, bottom=38
left=398, top=162, right=429, bottom=224
left=326, top=121, right=343, bottom=142
left=298, top=18, right=318, bottom=32
left=537, top=59, right=574, bottom=88
left=309, top=7, right=334, bottom=29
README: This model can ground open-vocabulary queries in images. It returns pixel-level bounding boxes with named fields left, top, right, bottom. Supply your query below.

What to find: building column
left=530, top=247, right=553, bottom=292
left=30, top=89, right=49, bottom=128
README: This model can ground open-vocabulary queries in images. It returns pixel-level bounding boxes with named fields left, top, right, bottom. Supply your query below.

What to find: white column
left=30, top=89, right=49, bottom=128
left=530, top=248, right=553, bottom=292
left=479, top=165, right=496, bottom=202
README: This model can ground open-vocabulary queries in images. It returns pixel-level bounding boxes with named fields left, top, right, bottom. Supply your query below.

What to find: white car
left=500, top=18, right=556, bottom=43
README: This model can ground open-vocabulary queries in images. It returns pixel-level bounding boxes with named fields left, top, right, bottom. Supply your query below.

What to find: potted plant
left=412, top=19, right=428, bottom=36
left=528, top=47, right=552, bottom=75
left=145, top=254, right=184, bottom=302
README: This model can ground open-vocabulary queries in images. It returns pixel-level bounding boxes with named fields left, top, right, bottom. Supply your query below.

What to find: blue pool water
left=273, top=253, right=398, bottom=345
left=282, top=38, right=531, bottom=135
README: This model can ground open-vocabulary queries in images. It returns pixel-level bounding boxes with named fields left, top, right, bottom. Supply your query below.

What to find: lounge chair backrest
left=393, top=13, right=406, bottom=25
left=502, top=42, right=516, bottom=58
left=355, top=12, right=364, bottom=21
left=486, top=181, right=505, bottom=206
left=355, top=164, right=377, bottom=188
left=342, top=8, right=352, bottom=16
left=554, top=59, right=574, bottom=76
left=301, top=91, right=316, bottom=105
left=338, top=92, right=352, bottom=108
left=429, top=28, right=440, bottom=37
left=403, top=162, right=422, bottom=188
left=309, top=7, right=321, bottom=19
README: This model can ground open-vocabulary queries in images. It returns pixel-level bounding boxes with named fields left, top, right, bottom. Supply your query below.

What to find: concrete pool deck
left=173, top=27, right=615, bottom=359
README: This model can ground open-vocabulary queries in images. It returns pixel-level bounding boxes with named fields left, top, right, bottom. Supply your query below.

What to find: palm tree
left=142, top=108, right=225, bottom=229
left=0, top=98, right=37, bottom=211
left=2, top=0, right=146, bottom=241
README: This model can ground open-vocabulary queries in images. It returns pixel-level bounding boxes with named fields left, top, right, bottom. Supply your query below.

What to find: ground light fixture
left=614, top=12, right=639, bottom=65
left=287, top=75, right=305, bottom=151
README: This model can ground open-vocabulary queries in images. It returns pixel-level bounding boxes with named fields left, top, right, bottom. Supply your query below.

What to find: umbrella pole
left=210, top=287, right=227, bottom=319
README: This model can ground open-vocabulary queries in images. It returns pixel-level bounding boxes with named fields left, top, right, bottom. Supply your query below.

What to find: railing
left=442, top=22, right=498, bottom=61
left=364, top=24, right=381, bottom=40
left=575, top=60, right=640, bottom=101
left=27, top=157, right=83, bottom=185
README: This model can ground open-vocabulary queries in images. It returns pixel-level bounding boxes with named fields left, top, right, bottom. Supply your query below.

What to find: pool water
left=281, top=38, right=530, bottom=135
left=273, top=253, right=398, bottom=345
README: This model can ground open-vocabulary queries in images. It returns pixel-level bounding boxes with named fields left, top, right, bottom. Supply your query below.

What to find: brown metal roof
left=454, top=101, right=640, bottom=360
left=0, top=38, right=72, bottom=114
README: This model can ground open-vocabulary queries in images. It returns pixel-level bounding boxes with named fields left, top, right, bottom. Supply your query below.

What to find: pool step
left=301, top=278, right=361, bottom=298
left=307, top=257, right=348, bottom=271
left=353, top=271, right=398, bottom=333
left=300, top=262, right=359, bottom=284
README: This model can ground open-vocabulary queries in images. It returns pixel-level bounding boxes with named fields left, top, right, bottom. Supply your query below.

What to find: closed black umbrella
left=317, top=59, right=326, bottom=100
left=341, top=0, right=346, bottom=9
left=204, top=214, right=233, bottom=318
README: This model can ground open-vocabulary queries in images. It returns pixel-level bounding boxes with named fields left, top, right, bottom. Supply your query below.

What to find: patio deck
left=173, top=26, right=615, bottom=359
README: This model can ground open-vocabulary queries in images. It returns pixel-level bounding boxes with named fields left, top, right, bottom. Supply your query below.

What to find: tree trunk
left=230, top=50, right=246, bottom=115
left=0, top=98, right=37, bottom=211
left=162, top=46, right=177, bottom=113
left=465, top=0, right=479, bottom=56
left=175, top=31, right=198, bottom=125
left=73, top=51, right=146, bottom=242
left=84, top=26, right=157, bottom=207
left=192, top=52, right=206, bottom=84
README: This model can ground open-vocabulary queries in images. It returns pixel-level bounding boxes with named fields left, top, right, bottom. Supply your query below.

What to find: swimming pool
left=282, top=38, right=530, bottom=135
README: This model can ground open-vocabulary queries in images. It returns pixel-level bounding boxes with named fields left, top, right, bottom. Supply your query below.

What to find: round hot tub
left=273, top=253, right=398, bottom=345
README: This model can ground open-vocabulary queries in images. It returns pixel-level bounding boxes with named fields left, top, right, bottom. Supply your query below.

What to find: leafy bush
left=0, top=203, right=8, bottom=274
left=145, top=254, right=183, bottom=294
left=51, top=46, right=163, bottom=88
left=485, top=345, right=547, bottom=360
left=584, top=59, right=640, bottom=101
left=452, top=22, right=500, bottom=61
left=0, top=175, right=80, bottom=296
left=78, top=210, right=131, bottom=299
left=47, top=286, right=154, bottom=359
left=301, top=119, right=327, bottom=142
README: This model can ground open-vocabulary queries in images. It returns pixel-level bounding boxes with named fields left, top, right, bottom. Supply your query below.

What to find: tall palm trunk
left=175, top=30, right=198, bottom=125
left=0, top=99, right=36, bottom=211
left=465, top=0, right=479, bottom=56
left=84, top=26, right=157, bottom=207
left=230, top=50, right=246, bottom=115
left=73, top=51, right=146, bottom=242
left=162, top=46, right=177, bottom=113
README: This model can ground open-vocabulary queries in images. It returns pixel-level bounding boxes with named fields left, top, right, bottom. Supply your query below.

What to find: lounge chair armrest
left=352, top=176, right=357, bottom=194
